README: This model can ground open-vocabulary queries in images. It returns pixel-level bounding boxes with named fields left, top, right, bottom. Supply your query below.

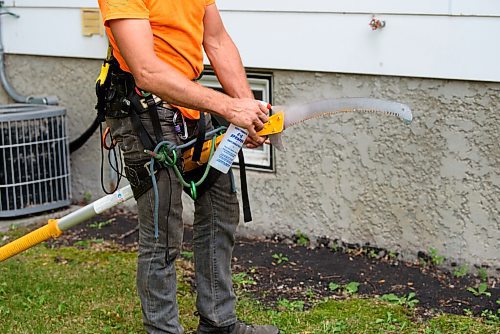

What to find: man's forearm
left=130, top=57, right=265, bottom=133
left=133, top=60, right=233, bottom=116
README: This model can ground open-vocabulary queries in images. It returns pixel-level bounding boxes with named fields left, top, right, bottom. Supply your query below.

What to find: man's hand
left=245, top=136, right=270, bottom=149
left=224, top=98, right=270, bottom=145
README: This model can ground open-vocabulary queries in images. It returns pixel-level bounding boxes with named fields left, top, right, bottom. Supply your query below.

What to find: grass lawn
left=0, top=242, right=498, bottom=333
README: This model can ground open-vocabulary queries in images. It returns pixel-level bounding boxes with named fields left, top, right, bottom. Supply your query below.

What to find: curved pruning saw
left=257, top=97, right=413, bottom=151
left=0, top=97, right=412, bottom=262
left=181, top=98, right=412, bottom=171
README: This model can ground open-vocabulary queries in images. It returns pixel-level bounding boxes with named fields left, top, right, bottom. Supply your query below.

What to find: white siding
left=2, top=0, right=97, bottom=8
left=221, top=11, right=499, bottom=82
left=217, top=0, right=500, bottom=16
left=1, top=1, right=499, bottom=82
left=1, top=6, right=107, bottom=59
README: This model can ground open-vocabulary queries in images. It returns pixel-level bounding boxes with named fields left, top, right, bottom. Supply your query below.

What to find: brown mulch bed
left=45, top=207, right=498, bottom=317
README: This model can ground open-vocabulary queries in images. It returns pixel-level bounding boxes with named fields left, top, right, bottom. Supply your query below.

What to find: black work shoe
left=196, top=319, right=279, bottom=334
left=229, top=321, right=279, bottom=334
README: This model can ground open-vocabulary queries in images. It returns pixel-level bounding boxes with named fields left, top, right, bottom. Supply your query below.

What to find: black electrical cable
left=69, top=115, right=101, bottom=153
left=104, top=127, right=124, bottom=179
left=108, top=145, right=125, bottom=179
left=100, top=123, right=122, bottom=194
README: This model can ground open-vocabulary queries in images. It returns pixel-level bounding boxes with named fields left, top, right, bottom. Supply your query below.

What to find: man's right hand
left=225, top=98, right=270, bottom=144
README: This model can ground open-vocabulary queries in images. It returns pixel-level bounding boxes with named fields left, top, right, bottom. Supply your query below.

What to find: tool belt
left=95, top=55, right=223, bottom=200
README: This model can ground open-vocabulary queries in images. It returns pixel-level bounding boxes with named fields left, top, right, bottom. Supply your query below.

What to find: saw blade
left=269, top=97, right=413, bottom=151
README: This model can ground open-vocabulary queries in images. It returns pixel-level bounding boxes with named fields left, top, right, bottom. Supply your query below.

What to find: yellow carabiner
left=96, top=45, right=113, bottom=86
left=96, top=62, right=110, bottom=86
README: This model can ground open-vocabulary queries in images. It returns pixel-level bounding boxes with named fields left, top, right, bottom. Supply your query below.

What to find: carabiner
left=173, top=110, right=189, bottom=140
left=190, top=181, right=197, bottom=200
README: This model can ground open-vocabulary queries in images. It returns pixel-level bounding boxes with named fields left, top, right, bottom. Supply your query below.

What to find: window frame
left=199, top=70, right=275, bottom=172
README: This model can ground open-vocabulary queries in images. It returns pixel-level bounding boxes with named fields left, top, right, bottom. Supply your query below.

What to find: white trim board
left=4, top=0, right=500, bottom=16
left=1, top=5, right=499, bottom=82
left=1, top=7, right=108, bottom=59
left=2, top=1, right=98, bottom=8
left=222, top=12, right=499, bottom=82
left=216, top=0, right=500, bottom=17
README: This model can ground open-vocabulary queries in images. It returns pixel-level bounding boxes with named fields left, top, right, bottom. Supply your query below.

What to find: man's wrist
left=213, top=95, right=234, bottom=121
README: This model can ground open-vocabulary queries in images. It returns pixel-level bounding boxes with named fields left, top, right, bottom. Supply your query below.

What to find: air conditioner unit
left=0, top=104, right=71, bottom=217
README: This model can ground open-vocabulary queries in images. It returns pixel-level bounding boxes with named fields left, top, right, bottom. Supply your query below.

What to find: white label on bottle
left=209, top=124, right=248, bottom=173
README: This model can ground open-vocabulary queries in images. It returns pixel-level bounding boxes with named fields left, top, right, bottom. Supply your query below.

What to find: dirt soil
left=47, top=208, right=499, bottom=317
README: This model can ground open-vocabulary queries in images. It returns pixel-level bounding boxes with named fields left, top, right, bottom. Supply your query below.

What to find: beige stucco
left=1, top=54, right=498, bottom=275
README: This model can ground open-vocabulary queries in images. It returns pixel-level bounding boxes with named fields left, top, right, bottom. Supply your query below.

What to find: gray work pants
left=106, top=106, right=240, bottom=333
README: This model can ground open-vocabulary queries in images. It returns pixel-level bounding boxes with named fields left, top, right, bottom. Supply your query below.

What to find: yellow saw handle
left=0, top=219, right=62, bottom=262
left=256, top=111, right=284, bottom=136
left=182, top=112, right=285, bottom=172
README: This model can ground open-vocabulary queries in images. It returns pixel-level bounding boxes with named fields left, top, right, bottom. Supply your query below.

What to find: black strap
left=95, top=82, right=107, bottom=123
left=127, top=94, right=156, bottom=150
left=95, top=46, right=120, bottom=123
left=145, top=95, right=164, bottom=144
left=191, top=111, right=206, bottom=162
left=238, top=150, right=252, bottom=222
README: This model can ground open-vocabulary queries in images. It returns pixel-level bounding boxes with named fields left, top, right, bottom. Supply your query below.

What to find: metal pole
left=0, top=185, right=134, bottom=262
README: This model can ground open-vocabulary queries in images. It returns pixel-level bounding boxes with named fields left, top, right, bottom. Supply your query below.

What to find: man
left=97, top=0, right=279, bottom=333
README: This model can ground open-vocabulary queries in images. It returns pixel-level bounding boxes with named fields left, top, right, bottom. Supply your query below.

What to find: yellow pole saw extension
left=0, top=186, right=134, bottom=262
left=0, top=98, right=412, bottom=262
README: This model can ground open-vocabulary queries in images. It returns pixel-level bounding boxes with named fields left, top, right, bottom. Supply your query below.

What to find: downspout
left=0, top=1, right=58, bottom=105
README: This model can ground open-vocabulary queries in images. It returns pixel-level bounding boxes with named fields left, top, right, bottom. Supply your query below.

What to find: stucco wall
left=0, top=54, right=106, bottom=202
left=240, top=70, right=499, bottom=274
left=1, top=55, right=498, bottom=274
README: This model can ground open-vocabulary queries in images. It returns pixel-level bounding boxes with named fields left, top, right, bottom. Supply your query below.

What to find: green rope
left=146, top=128, right=224, bottom=239
left=160, top=146, right=177, bottom=167
left=149, top=135, right=217, bottom=200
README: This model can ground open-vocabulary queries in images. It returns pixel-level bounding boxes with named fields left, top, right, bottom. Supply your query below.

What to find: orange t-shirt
left=98, top=0, right=215, bottom=119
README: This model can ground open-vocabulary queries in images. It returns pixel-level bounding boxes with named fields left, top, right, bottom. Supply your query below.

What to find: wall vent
left=0, top=104, right=71, bottom=217
left=81, top=8, right=103, bottom=37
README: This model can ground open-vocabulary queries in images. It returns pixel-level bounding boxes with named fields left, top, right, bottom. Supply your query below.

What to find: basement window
left=199, top=71, right=274, bottom=172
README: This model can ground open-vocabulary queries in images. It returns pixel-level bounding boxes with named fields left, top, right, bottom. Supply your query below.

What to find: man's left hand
left=245, top=136, right=270, bottom=149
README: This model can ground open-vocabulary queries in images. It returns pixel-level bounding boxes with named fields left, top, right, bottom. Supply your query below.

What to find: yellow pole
left=0, top=185, right=134, bottom=262
left=0, top=219, right=62, bottom=262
